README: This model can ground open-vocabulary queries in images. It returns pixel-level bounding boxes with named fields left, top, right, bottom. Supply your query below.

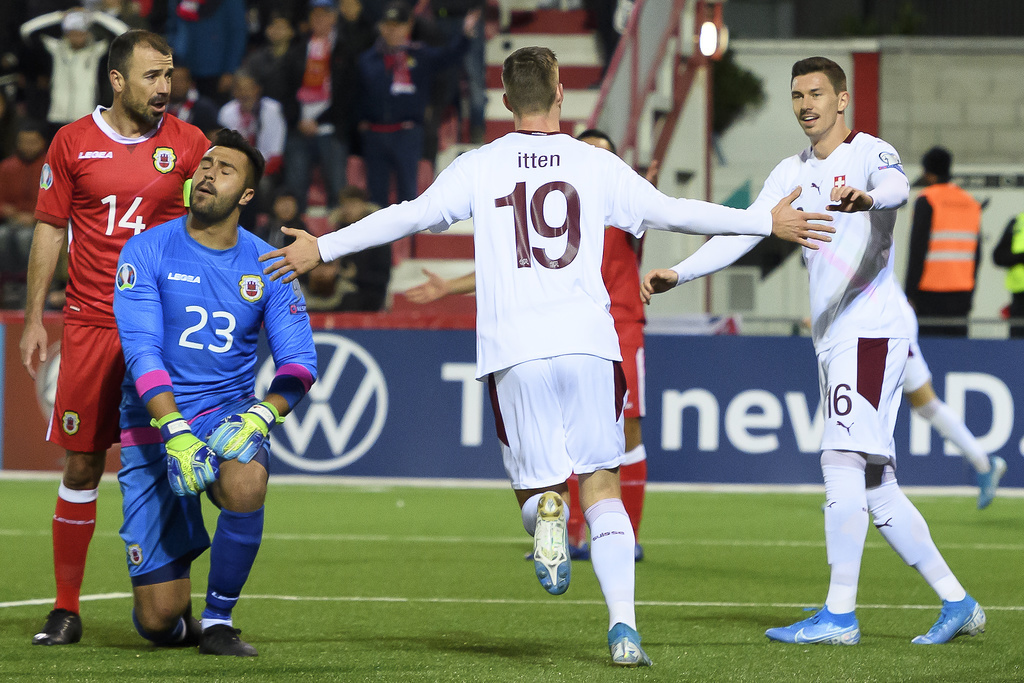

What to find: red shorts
left=616, top=323, right=645, bottom=419
left=48, top=324, right=125, bottom=452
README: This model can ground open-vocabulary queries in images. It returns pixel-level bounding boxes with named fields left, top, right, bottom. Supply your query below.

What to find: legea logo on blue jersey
left=117, top=263, right=137, bottom=290
left=167, top=272, right=201, bottom=283
left=255, top=333, right=388, bottom=472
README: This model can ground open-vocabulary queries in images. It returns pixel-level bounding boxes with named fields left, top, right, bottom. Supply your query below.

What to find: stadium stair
left=391, top=6, right=605, bottom=313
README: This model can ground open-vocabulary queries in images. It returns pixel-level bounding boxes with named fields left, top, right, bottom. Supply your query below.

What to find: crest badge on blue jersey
left=239, top=274, right=264, bottom=302
left=40, top=163, right=53, bottom=190
left=116, top=263, right=137, bottom=290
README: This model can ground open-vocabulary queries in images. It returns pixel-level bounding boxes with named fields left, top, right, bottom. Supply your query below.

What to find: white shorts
left=903, top=338, right=932, bottom=394
left=487, top=354, right=626, bottom=490
left=816, top=337, right=908, bottom=461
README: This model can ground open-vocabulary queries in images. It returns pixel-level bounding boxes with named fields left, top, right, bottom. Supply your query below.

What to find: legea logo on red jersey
left=78, top=151, right=113, bottom=159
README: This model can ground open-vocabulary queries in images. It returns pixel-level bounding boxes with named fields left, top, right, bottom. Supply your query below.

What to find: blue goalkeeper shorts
left=118, top=396, right=267, bottom=585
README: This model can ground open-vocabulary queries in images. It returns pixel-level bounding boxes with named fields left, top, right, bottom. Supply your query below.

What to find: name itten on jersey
left=517, top=152, right=561, bottom=169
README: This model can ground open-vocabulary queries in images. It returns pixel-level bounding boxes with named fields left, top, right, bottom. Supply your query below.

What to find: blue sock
left=202, top=507, right=264, bottom=625
left=132, top=609, right=186, bottom=644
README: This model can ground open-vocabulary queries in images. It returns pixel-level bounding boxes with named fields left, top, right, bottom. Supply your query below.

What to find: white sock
left=822, top=464, right=869, bottom=614
left=58, top=483, right=99, bottom=503
left=914, top=398, right=990, bottom=473
left=585, top=498, right=636, bottom=630
left=201, top=616, right=233, bottom=631
left=866, top=480, right=967, bottom=602
left=521, top=493, right=543, bottom=536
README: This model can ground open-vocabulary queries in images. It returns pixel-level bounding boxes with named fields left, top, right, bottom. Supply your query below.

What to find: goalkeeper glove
left=154, top=412, right=220, bottom=496
left=206, top=401, right=282, bottom=464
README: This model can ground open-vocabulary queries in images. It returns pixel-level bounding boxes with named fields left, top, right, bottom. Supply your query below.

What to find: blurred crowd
left=0, top=0, right=492, bottom=311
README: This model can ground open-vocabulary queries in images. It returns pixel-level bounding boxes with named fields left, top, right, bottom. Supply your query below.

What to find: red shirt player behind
left=20, top=30, right=210, bottom=646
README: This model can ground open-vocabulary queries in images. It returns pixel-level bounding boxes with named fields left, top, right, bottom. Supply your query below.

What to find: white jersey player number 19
left=495, top=181, right=581, bottom=269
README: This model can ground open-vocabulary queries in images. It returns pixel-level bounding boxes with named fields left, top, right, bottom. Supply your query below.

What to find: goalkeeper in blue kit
left=113, top=129, right=317, bottom=656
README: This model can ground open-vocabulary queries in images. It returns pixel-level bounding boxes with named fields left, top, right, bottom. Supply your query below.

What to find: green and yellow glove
left=154, top=412, right=220, bottom=496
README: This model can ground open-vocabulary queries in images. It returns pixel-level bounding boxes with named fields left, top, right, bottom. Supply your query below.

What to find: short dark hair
left=791, top=56, right=847, bottom=94
left=107, top=30, right=172, bottom=77
left=210, top=128, right=266, bottom=189
left=921, top=146, right=952, bottom=182
left=502, top=47, right=559, bottom=117
left=576, top=128, right=616, bottom=155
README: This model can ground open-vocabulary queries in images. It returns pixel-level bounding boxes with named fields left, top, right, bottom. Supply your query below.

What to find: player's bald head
left=502, top=47, right=559, bottom=117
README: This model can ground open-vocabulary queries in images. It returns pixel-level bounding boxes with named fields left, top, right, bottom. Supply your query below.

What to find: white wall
left=644, top=38, right=1024, bottom=337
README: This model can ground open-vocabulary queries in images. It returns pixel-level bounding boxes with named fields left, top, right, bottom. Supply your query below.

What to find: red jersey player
left=20, top=30, right=210, bottom=646
left=404, top=129, right=654, bottom=561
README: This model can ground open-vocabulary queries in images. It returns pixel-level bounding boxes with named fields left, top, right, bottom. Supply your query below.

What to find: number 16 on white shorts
left=817, top=337, right=909, bottom=460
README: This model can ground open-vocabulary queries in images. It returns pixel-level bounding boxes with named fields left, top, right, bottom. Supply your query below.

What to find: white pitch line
left=2, top=528, right=1024, bottom=551
left=3, top=470, right=1023, bottom=498
left=4, top=592, right=1024, bottom=612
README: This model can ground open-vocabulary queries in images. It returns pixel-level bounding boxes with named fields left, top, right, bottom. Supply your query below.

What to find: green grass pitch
left=1, top=478, right=1022, bottom=681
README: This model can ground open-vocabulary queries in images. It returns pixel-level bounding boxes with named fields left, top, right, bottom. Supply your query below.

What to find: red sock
left=620, top=460, right=647, bottom=539
left=565, top=474, right=587, bottom=546
left=52, top=491, right=98, bottom=614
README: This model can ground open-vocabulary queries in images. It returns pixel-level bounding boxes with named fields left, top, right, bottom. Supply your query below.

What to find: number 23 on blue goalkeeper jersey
left=113, top=216, right=317, bottom=427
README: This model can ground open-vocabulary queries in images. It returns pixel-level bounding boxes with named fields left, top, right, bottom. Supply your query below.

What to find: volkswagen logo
left=255, top=332, right=388, bottom=472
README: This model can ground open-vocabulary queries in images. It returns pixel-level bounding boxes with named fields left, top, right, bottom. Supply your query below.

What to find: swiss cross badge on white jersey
left=834, top=175, right=846, bottom=187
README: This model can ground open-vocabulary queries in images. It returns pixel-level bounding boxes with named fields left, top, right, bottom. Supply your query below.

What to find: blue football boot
left=977, top=456, right=1006, bottom=510
left=912, top=595, right=986, bottom=644
left=608, top=623, right=652, bottom=667
left=765, top=606, right=860, bottom=644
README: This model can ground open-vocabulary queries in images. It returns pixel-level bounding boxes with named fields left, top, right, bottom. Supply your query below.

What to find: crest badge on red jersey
left=239, top=274, right=264, bottom=303
left=61, top=411, right=80, bottom=435
left=153, top=147, right=177, bottom=174
left=833, top=175, right=846, bottom=187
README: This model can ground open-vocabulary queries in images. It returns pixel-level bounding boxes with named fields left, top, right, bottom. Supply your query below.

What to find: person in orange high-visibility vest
left=905, top=146, right=981, bottom=337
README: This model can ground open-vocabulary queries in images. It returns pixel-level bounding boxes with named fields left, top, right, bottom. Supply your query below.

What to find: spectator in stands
left=243, top=12, right=303, bottom=121
left=167, top=62, right=220, bottom=137
left=0, top=90, right=19, bottom=162
left=97, top=0, right=148, bottom=30
left=0, top=120, right=48, bottom=306
left=334, top=0, right=379, bottom=152
left=303, top=186, right=390, bottom=311
left=427, top=0, right=488, bottom=143
left=218, top=70, right=287, bottom=227
left=283, top=0, right=369, bottom=213
left=19, top=9, right=130, bottom=134
left=355, top=0, right=478, bottom=207
left=166, top=0, right=247, bottom=102
left=258, top=188, right=308, bottom=249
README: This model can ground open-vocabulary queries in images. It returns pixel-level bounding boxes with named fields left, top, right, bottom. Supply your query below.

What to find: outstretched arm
left=405, top=269, right=476, bottom=304
left=641, top=234, right=762, bottom=303
left=261, top=193, right=450, bottom=282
